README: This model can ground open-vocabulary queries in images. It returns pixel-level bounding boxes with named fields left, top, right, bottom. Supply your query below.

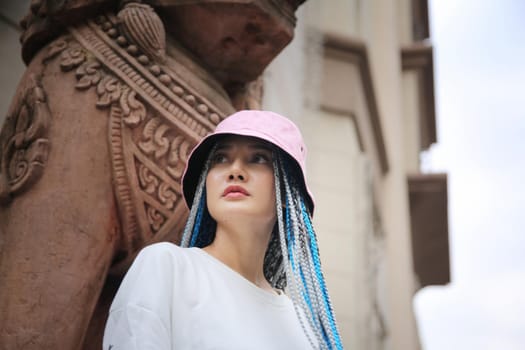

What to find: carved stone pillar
left=0, top=0, right=306, bottom=348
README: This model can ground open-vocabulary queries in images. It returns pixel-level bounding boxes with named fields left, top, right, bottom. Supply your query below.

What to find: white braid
left=279, top=158, right=324, bottom=348
left=277, top=155, right=343, bottom=349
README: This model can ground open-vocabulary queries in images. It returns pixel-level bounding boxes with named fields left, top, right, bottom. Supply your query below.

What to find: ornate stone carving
left=0, top=74, right=50, bottom=204
left=138, top=117, right=192, bottom=180
left=121, top=88, right=147, bottom=126
left=38, top=11, right=232, bottom=262
left=3, top=1, right=307, bottom=348
left=146, top=203, right=166, bottom=232
left=118, top=2, right=166, bottom=63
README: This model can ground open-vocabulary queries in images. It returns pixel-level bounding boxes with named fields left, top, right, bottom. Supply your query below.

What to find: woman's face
left=205, top=135, right=277, bottom=228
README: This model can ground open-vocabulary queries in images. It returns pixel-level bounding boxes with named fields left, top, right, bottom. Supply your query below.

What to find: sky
left=415, top=1, right=525, bottom=349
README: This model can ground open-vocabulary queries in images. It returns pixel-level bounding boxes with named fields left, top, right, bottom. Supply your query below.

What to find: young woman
left=103, top=110, right=343, bottom=349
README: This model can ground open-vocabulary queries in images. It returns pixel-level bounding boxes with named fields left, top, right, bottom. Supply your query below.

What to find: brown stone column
left=0, top=1, right=307, bottom=348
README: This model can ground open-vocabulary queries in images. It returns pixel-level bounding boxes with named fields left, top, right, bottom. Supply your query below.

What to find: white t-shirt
left=103, top=242, right=316, bottom=349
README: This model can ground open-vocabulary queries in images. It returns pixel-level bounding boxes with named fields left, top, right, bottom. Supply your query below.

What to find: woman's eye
left=211, top=153, right=228, bottom=164
left=252, top=153, right=271, bottom=164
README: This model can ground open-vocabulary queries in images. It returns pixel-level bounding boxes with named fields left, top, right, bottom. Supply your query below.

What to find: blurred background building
left=263, top=1, right=449, bottom=349
left=0, top=1, right=449, bottom=349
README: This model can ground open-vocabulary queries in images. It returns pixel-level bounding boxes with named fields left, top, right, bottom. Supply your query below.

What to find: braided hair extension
left=180, top=147, right=343, bottom=350
left=277, top=154, right=343, bottom=350
left=180, top=146, right=217, bottom=249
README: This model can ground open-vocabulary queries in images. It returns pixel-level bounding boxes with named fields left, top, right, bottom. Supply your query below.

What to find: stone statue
left=0, top=1, right=305, bottom=348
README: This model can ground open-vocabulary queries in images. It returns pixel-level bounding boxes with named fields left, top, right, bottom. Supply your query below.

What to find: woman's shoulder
left=135, top=242, right=203, bottom=270
left=140, top=241, right=182, bottom=255
left=115, top=243, right=200, bottom=299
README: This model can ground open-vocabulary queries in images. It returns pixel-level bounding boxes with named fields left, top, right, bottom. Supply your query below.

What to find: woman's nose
left=228, top=173, right=244, bottom=181
left=227, top=159, right=246, bottom=181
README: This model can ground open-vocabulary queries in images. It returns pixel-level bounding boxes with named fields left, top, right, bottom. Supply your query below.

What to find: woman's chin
left=212, top=207, right=276, bottom=226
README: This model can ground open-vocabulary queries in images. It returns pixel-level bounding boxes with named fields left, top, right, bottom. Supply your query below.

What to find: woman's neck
left=203, top=221, right=274, bottom=291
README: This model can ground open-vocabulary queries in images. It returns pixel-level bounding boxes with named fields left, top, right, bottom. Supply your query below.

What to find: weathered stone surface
left=1, top=1, right=306, bottom=348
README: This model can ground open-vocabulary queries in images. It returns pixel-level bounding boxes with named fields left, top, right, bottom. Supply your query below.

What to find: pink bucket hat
left=181, top=110, right=315, bottom=213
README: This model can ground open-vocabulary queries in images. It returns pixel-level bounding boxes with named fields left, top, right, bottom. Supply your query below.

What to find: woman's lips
left=222, top=185, right=249, bottom=198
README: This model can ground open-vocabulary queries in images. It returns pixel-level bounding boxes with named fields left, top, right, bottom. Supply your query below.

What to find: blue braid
left=190, top=190, right=206, bottom=247
left=321, top=323, right=333, bottom=350
left=300, top=199, right=344, bottom=350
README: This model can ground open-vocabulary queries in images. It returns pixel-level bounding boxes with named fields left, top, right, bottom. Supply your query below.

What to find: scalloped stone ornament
left=117, top=2, right=166, bottom=63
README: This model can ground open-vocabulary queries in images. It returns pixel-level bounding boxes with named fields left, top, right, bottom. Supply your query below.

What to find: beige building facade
left=263, top=1, right=449, bottom=349
left=0, top=1, right=449, bottom=349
